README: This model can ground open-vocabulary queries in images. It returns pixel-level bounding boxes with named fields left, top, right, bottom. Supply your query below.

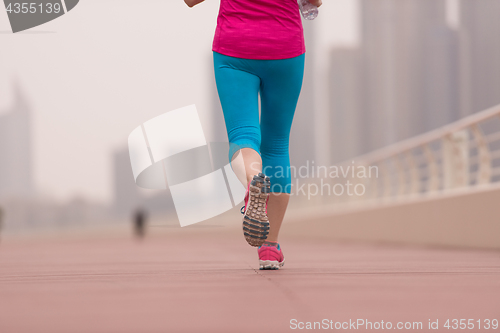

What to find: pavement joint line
left=271, top=271, right=500, bottom=275
left=0, top=269, right=268, bottom=281
left=2, top=270, right=499, bottom=281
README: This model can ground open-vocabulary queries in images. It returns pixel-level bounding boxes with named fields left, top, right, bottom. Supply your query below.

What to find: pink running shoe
left=258, top=243, right=285, bottom=270
left=241, top=173, right=270, bottom=247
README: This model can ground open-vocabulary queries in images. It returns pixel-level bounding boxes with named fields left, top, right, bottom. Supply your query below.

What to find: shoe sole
left=259, top=258, right=285, bottom=270
left=243, top=174, right=270, bottom=247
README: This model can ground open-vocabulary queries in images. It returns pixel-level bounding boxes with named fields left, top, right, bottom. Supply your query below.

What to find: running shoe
left=258, top=243, right=285, bottom=270
left=241, top=173, right=270, bottom=247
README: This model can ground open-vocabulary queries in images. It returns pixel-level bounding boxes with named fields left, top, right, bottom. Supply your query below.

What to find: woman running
left=184, top=0, right=322, bottom=270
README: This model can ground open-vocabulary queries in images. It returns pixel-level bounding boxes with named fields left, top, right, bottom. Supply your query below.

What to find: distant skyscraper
left=0, top=82, right=34, bottom=198
left=458, top=0, right=500, bottom=115
left=360, top=0, right=458, bottom=149
left=329, top=48, right=370, bottom=163
left=290, top=23, right=318, bottom=168
left=329, top=48, right=364, bottom=161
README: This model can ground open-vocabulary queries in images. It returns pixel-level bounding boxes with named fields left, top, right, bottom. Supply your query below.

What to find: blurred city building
left=0, top=83, right=112, bottom=232
left=290, top=24, right=318, bottom=170
left=0, top=89, right=176, bottom=233
left=459, top=0, right=500, bottom=114
left=0, top=81, right=34, bottom=199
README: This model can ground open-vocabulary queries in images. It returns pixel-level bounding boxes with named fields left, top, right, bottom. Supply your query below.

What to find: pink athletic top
left=212, top=0, right=305, bottom=60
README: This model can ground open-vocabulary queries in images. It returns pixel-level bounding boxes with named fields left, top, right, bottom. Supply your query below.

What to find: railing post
left=442, top=130, right=469, bottom=189
left=366, top=163, right=379, bottom=200
left=406, top=150, right=420, bottom=194
left=423, top=144, right=439, bottom=192
left=471, top=125, right=491, bottom=185
left=381, top=162, right=392, bottom=198
left=395, top=155, right=406, bottom=196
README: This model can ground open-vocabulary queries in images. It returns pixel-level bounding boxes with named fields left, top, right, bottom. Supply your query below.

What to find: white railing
left=331, top=103, right=500, bottom=205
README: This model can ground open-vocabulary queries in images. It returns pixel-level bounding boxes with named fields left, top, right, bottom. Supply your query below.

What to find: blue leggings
left=213, top=51, right=305, bottom=193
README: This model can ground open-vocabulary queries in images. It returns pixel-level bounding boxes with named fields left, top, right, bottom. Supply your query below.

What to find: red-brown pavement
left=0, top=221, right=499, bottom=333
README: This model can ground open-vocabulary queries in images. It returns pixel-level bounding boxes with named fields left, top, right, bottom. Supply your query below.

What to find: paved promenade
left=0, top=222, right=499, bottom=332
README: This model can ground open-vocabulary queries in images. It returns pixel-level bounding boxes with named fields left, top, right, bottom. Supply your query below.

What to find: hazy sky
left=0, top=0, right=359, bottom=204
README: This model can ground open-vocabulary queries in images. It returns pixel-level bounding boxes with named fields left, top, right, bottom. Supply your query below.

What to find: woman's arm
left=309, top=0, right=322, bottom=7
left=184, top=0, right=205, bottom=8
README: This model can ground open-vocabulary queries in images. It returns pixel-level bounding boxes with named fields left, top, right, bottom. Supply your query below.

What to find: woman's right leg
left=213, top=52, right=262, bottom=186
left=214, top=52, right=272, bottom=247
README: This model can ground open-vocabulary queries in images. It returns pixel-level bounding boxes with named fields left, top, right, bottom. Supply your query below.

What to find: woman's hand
left=184, top=0, right=205, bottom=8
left=308, top=0, right=322, bottom=7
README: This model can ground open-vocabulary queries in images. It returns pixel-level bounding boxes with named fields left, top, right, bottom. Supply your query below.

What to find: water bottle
left=298, top=0, right=318, bottom=20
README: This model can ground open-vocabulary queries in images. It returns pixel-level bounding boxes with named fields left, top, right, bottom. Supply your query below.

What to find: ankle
left=263, top=240, right=278, bottom=247
left=247, top=172, right=262, bottom=185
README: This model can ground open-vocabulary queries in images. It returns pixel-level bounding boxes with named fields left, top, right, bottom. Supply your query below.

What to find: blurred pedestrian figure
left=133, top=208, right=147, bottom=239
left=0, top=207, right=3, bottom=244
